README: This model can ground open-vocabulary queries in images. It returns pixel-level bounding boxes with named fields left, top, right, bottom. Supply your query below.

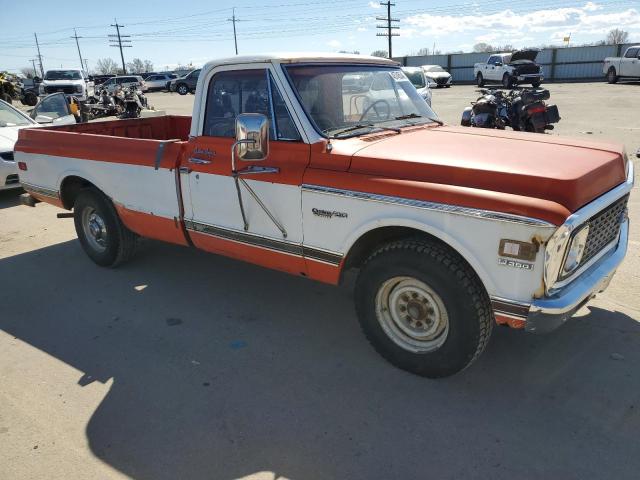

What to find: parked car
left=604, top=45, right=640, bottom=83
left=144, top=73, right=177, bottom=91
left=421, top=65, right=451, bottom=87
left=474, top=50, right=543, bottom=88
left=401, top=66, right=433, bottom=105
left=16, top=53, right=632, bottom=378
left=98, top=75, right=147, bottom=94
left=91, top=75, right=116, bottom=86
left=39, top=69, right=95, bottom=101
left=0, top=94, right=78, bottom=191
left=169, top=69, right=201, bottom=95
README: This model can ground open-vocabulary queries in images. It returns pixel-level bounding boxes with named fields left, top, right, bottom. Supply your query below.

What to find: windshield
left=45, top=70, right=82, bottom=81
left=285, top=64, right=439, bottom=138
left=424, top=65, right=444, bottom=73
left=0, top=101, right=33, bottom=127
left=403, top=70, right=426, bottom=88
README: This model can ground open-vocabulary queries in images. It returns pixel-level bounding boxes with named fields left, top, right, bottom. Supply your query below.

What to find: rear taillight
left=527, top=105, right=546, bottom=115
left=18, top=161, right=27, bottom=171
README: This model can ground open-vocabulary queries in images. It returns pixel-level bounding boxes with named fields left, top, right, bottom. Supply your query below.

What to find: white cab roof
left=203, top=52, right=398, bottom=70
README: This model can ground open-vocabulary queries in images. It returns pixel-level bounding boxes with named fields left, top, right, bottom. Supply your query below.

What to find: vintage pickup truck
left=15, top=53, right=633, bottom=377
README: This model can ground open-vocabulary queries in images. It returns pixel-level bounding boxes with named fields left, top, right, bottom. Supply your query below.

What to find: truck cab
left=15, top=53, right=633, bottom=378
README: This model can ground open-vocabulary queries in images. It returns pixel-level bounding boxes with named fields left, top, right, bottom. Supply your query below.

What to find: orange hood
left=347, top=126, right=627, bottom=214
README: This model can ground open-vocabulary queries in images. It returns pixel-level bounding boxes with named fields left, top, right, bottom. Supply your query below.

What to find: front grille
left=435, top=77, right=449, bottom=85
left=44, top=85, right=77, bottom=94
left=580, top=195, right=628, bottom=267
left=0, top=151, right=14, bottom=161
left=5, top=174, right=19, bottom=185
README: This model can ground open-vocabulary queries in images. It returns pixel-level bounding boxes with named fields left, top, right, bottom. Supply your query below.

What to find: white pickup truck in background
left=39, top=69, right=94, bottom=102
left=604, top=46, right=640, bottom=83
left=474, top=50, right=543, bottom=88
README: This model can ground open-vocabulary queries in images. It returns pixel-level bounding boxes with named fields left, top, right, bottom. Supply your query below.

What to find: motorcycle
left=461, top=87, right=560, bottom=133
left=118, top=84, right=150, bottom=119
left=82, top=83, right=151, bottom=121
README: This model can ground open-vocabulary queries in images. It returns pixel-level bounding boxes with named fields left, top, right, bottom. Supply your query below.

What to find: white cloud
left=357, top=27, right=368, bottom=32
left=327, top=39, right=342, bottom=48
left=368, top=1, right=381, bottom=9
left=404, top=3, right=640, bottom=43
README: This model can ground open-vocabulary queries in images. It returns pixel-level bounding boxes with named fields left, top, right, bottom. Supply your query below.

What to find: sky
left=1, top=0, right=639, bottom=74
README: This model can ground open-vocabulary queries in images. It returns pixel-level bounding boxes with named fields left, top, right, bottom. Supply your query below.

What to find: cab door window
left=203, top=69, right=300, bottom=141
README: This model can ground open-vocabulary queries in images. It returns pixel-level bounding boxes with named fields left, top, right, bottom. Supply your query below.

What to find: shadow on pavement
left=0, top=188, right=23, bottom=209
left=1, top=239, right=639, bottom=480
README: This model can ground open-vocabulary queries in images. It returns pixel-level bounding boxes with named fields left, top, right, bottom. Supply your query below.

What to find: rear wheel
left=354, top=238, right=493, bottom=378
left=476, top=73, right=484, bottom=87
left=73, top=188, right=138, bottom=267
left=607, top=67, right=618, bottom=84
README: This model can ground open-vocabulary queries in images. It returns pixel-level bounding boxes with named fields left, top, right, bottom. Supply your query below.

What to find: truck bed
left=16, top=115, right=192, bottom=245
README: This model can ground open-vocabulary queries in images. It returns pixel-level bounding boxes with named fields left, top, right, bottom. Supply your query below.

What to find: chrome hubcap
left=375, top=276, right=449, bottom=353
left=82, top=207, right=107, bottom=252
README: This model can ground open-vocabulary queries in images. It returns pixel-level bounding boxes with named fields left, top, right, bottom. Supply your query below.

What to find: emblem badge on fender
left=312, top=208, right=348, bottom=219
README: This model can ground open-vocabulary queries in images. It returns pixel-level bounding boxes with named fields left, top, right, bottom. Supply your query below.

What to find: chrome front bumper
left=516, top=74, right=543, bottom=82
left=526, top=219, right=628, bottom=333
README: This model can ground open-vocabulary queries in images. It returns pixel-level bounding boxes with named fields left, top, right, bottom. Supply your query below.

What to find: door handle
left=188, top=157, right=211, bottom=165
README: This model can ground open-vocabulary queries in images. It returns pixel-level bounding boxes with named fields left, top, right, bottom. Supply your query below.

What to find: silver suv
left=98, top=75, right=147, bottom=94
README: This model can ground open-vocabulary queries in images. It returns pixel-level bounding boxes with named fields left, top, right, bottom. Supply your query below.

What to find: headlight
left=560, top=224, right=589, bottom=277
left=75, top=85, right=83, bottom=93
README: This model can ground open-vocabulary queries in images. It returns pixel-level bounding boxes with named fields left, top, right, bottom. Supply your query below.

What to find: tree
left=416, top=47, right=430, bottom=56
left=338, top=50, right=360, bottom=55
left=371, top=50, right=388, bottom=58
left=95, top=58, right=119, bottom=75
left=606, top=28, right=629, bottom=45
left=143, top=60, right=154, bottom=73
left=126, top=58, right=146, bottom=74
left=20, top=67, right=36, bottom=78
left=473, top=42, right=494, bottom=53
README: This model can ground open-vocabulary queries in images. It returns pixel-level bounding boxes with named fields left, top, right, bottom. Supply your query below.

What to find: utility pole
left=30, top=59, right=38, bottom=77
left=83, top=59, right=89, bottom=73
left=376, top=1, right=399, bottom=59
left=109, top=19, right=131, bottom=74
left=34, top=32, right=44, bottom=77
left=71, top=29, right=85, bottom=70
left=228, top=7, right=239, bottom=55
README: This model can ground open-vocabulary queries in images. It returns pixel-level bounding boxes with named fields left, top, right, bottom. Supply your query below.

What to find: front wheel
left=73, top=188, right=138, bottom=267
left=531, top=80, right=541, bottom=88
left=176, top=83, right=189, bottom=95
left=354, top=238, right=493, bottom=378
left=476, top=73, right=484, bottom=87
left=607, top=67, right=618, bottom=84
left=502, top=73, right=514, bottom=88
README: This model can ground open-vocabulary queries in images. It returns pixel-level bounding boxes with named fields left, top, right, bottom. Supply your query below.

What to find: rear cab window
left=624, top=47, right=639, bottom=58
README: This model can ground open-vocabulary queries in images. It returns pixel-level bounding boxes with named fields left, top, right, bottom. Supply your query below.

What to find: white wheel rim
left=375, top=276, right=449, bottom=353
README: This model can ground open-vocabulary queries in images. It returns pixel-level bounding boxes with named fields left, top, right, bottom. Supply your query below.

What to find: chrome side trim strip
left=21, top=182, right=59, bottom=199
left=301, top=184, right=555, bottom=228
left=184, top=220, right=343, bottom=266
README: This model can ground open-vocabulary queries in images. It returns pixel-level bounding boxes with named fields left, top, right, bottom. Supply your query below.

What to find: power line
left=109, top=19, right=131, bottom=74
left=376, top=1, right=399, bottom=58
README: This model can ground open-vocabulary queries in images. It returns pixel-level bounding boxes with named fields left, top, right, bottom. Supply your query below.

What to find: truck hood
left=348, top=126, right=627, bottom=215
left=424, top=71, right=450, bottom=79
left=509, top=49, right=539, bottom=63
left=43, top=79, right=84, bottom=85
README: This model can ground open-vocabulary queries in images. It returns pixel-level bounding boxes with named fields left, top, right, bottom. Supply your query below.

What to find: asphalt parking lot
left=1, top=82, right=639, bottom=480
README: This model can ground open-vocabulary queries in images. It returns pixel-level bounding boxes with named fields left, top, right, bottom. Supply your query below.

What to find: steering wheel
left=359, top=99, right=391, bottom=122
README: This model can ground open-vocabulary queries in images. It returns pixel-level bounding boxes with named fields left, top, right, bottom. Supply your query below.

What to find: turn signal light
left=18, top=161, right=27, bottom=171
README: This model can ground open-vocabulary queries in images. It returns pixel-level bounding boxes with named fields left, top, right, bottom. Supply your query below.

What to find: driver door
left=181, top=66, right=311, bottom=276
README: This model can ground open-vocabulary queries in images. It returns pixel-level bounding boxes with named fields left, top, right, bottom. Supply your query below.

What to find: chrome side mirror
left=235, top=113, right=269, bottom=161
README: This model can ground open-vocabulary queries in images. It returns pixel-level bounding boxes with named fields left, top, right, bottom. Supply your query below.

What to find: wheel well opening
left=60, top=176, right=96, bottom=210
left=343, top=226, right=450, bottom=272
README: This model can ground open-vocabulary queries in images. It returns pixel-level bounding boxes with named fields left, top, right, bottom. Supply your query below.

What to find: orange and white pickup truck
left=16, top=53, right=634, bottom=377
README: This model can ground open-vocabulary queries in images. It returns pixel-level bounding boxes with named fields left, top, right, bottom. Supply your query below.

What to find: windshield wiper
left=394, top=113, right=444, bottom=126
left=326, top=123, right=401, bottom=138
